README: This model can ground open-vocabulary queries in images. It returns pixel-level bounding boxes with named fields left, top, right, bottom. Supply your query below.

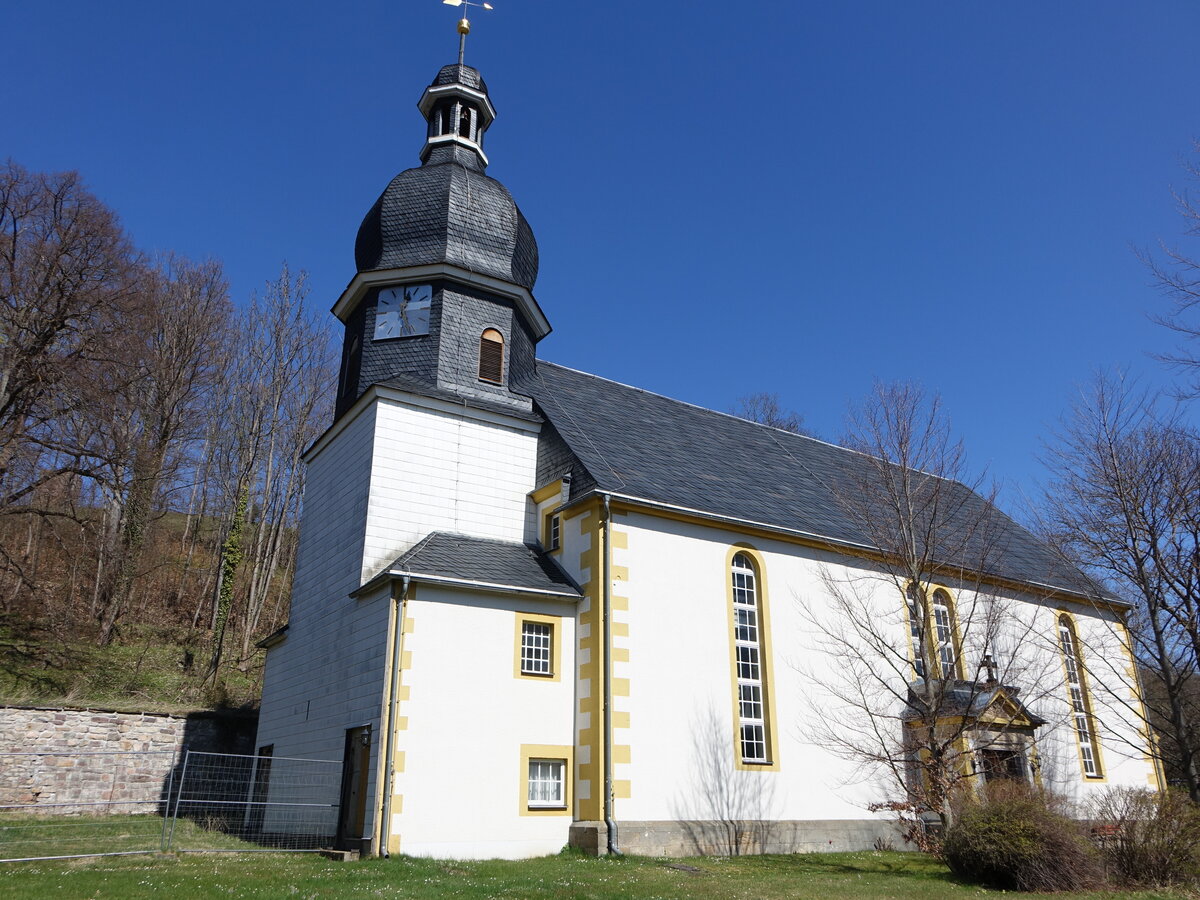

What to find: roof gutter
left=351, top=570, right=581, bottom=602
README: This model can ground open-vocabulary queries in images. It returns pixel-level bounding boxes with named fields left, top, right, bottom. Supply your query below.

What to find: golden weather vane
left=442, top=0, right=494, bottom=65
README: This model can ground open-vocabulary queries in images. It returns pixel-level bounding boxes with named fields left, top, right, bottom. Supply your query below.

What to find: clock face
left=374, top=284, right=432, bottom=340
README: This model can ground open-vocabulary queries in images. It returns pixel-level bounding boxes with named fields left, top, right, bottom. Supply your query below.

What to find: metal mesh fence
left=0, top=750, right=178, bottom=861
left=168, top=750, right=342, bottom=852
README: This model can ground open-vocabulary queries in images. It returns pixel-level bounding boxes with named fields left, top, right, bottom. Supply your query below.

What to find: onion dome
left=353, top=63, right=539, bottom=290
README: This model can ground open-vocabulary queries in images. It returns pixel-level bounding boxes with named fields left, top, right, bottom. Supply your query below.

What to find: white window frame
left=732, top=552, right=769, bottom=764
left=1058, top=615, right=1102, bottom=778
left=906, top=584, right=958, bottom=679
left=527, top=758, right=566, bottom=808
left=520, top=620, right=553, bottom=676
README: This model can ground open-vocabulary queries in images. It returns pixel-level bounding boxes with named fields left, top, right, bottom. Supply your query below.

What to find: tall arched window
left=906, top=584, right=960, bottom=679
left=731, top=551, right=771, bottom=764
left=1057, top=614, right=1103, bottom=778
left=478, top=329, right=504, bottom=383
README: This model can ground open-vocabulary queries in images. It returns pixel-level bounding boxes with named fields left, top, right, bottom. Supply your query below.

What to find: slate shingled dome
left=353, top=64, right=539, bottom=290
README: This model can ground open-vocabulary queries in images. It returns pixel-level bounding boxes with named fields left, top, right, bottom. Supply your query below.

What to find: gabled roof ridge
left=535, top=360, right=960, bottom=484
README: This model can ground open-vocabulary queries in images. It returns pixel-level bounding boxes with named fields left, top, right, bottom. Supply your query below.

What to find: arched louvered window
left=731, top=552, right=771, bottom=764
left=478, top=329, right=504, bottom=383
left=1058, top=614, right=1103, bottom=778
left=906, top=584, right=961, bottom=680
left=458, top=104, right=474, bottom=139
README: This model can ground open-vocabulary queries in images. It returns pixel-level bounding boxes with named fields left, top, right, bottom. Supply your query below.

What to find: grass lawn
left=1, top=849, right=1194, bottom=900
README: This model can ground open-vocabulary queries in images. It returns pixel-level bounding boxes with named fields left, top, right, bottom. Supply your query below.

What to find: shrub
left=1090, top=787, right=1200, bottom=887
left=943, top=788, right=1103, bottom=892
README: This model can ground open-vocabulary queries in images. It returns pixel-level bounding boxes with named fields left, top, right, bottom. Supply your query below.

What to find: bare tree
left=0, top=161, right=144, bottom=619
left=730, top=392, right=811, bottom=436
left=204, top=264, right=334, bottom=677
left=92, top=256, right=231, bottom=645
left=1041, top=373, right=1200, bottom=802
left=0, top=162, right=142, bottom=510
left=802, top=381, right=1059, bottom=836
left=1144, top=140, right=1200, bottom=397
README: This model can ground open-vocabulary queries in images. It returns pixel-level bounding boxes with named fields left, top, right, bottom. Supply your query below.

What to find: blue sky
left=8, top=1, right=1200, bottom=509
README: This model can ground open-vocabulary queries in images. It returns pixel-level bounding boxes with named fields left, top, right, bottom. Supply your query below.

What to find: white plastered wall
left=362, top=394, right=541, bottom=580
left=609, top=509, right=1158, bottom=826
left=393, top=584, right=577, bottom=858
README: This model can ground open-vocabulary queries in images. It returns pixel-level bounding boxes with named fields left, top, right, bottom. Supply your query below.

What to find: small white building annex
left=254, top=37, right=1163, bottom=860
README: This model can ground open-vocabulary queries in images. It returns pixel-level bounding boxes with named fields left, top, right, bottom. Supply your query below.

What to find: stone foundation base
left=602, top=819, right=909, bottom=857
left=568, top=821, right=609, bottom=856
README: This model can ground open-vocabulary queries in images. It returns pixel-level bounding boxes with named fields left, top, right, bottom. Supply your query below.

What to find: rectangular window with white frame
left=527, top=758, right=565, bottom=808
left=514, top=612, right=561, bottom=681
left=521, top=621, right=552, bottom=676
left=519, top=744, right=572, bottom=816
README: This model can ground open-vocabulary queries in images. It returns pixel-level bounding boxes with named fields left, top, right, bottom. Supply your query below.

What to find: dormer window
left=478, top=329, right=504, bottom=383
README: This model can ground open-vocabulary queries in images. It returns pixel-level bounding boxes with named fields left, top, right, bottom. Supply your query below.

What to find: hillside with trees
left=0, top=160, right=335, bottom=710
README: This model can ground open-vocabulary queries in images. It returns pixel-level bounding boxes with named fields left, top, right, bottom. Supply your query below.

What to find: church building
left=254, top=24, right=1162, bottom=859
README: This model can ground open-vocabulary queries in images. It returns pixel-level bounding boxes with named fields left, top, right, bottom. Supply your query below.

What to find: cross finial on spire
left=442, top=0, right=494, bottom=65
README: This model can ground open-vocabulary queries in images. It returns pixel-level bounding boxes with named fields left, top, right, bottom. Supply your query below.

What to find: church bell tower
left=332, top=39, right=549, bottom=421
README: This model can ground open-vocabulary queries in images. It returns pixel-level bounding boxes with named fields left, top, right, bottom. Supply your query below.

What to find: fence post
left=159, top=751, right=178, bottom=852
left=166, top=748, right=191, bottom=852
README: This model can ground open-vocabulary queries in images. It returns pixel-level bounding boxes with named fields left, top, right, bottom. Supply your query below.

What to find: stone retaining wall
left=0, top=705, right=258, bottom=813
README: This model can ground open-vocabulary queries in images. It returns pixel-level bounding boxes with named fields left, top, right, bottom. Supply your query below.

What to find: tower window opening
left=459, top=105, right=474, bottom=139
left=479, top=328, right=504, bottom=383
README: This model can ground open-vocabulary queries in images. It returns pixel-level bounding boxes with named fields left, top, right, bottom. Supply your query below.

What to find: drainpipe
left=601, top=494, right=622, bottom=856
left=379, top=575, right=410, bottom=858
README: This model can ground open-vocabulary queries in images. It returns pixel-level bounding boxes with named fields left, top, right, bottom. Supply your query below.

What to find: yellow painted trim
left=520, top=744, right=573, bottom=817
left=1056, top=609, right=1107, bottom=782
left=612, top=647, right=630, bottom=663
left=610, top=530, right=628, bottom=549
left=529, top=479, right=564, bottom=505
left=513, top=610, right=563, bottom=682
left=373, top=587, right=401, bottom=856
left=725, top=543, right=780, bottom=772
left=613, top=710, right=630, bottom=729
left=605, top=497, right=1127, bottom=613
left=1118, top=620, right=1166, bottom=791
left=573, top=496, right=605, bottom=820
left=613, top=779, right=631, bottom=799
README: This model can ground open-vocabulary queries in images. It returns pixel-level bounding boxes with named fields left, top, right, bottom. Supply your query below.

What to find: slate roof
left=389, top=532, right=581, bottom=598
left=903, top=681, right=1047, bottom=727
left=432, top=63, right=487, bottom=92
left=354, top=146, right=539, bottom=289
left=519, top=361, right=1106, bottom=600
